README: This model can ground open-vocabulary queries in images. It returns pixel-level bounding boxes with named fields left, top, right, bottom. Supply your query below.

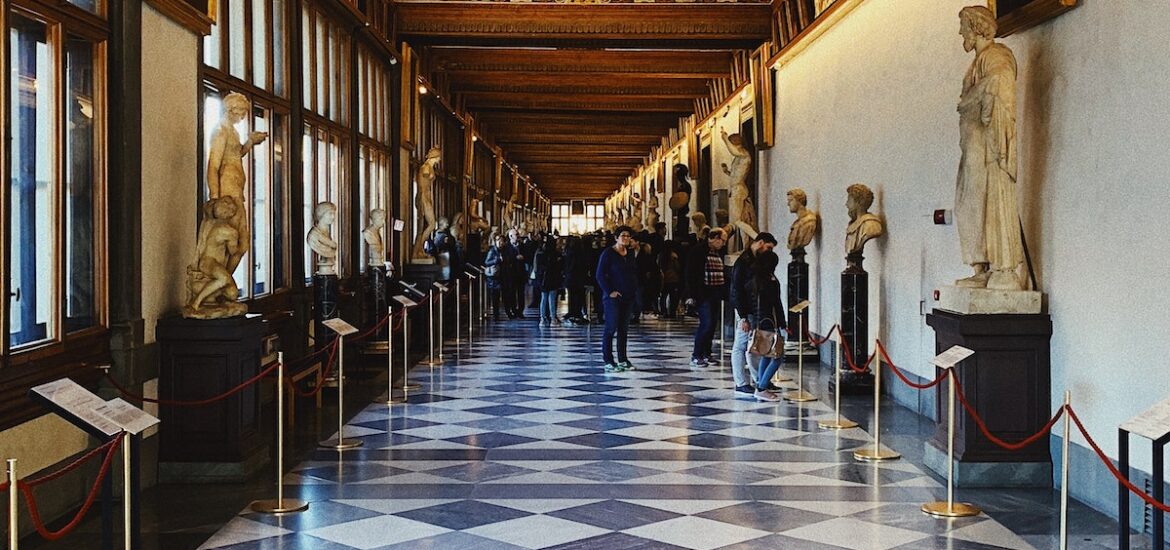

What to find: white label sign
left=433, top=282, right=449, bottom=292
left=789, top=300, right=810, bottom=313
left=1120, top=396, right=1170, bottom=441
left=322, top=318, right=359, bottom=336
left=931, top=346, right=975, bottom=369
left=464, top=271, right=478, bottom=280
left=393, top=295, right=418, bottom=308
left=31, top=379, right=121, bottom=436
left=392, top=219, right=405, bottom=232
left=92, top=398, right=159, bottom=435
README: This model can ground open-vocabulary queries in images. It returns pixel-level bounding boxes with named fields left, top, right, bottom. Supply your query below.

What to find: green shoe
left=604, top=363, right=622, bottom=373
left=617, top=361, right=635, bottom=371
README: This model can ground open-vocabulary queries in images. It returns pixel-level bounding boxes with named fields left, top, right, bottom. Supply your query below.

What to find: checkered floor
left=198, top=316, right=1035, bottom=550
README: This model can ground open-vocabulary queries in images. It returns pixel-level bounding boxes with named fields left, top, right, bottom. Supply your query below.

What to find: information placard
left=31, top=379, right=121, bottom=436
left=322, top=318, right=359, bottom=336
left=392, top=219, right=405, bottom=232
left=1120, top=396, right=1170, bottom=441
left=393, top=295, right=418, bottom=308
left=464, top=271, right=478, bottom=280
left=789, top=300, right=811, bottom=313
left=92, top=398, right=160, bottom=435
left=931, top=346, right=975, bottom=369
left=466, top=265, right=483, bottom=274
left=433, top=282, right=449, bottom=292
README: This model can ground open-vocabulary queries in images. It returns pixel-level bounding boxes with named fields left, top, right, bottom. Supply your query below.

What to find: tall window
left=302, top=124, right=346, bottom=280
left=6, top=5, right=107, bottom=351
left=551, top=202, right=603, bottom=235
left=357, top=45, right=393, bottom=272
left=201, top=0, right=290, bottom=299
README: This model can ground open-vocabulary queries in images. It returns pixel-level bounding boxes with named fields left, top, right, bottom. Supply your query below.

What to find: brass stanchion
left=1060, top=390, right=1071, bottom=550
left=424, top=289, right=441, bottom=366
left=377, top=307, right=399, bottom=405
left=719, top=301, right=726, bottom=361
left=319, top=330, right=363, bottom=450
left=922, top=367, right=980, bottom=517
left=785, top=307, right=814, bottom=402
left=435, top=282, right=447, bottom=363
left=123, top=433, right=131, bottom=549
left=819, top=333, right=858, bottom=430
left=8, top=458, right=17, bottom=550
left=854, top=351, right=900, bottom=461
left=466, top=273, right=476, bottom=346
left=455, top=279, right=462, bottom=346
left=253, top=353, right=310, bottom=513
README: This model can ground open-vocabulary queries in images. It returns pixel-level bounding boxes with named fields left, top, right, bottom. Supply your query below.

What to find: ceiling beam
left=430, top=47, right=735, bottom=77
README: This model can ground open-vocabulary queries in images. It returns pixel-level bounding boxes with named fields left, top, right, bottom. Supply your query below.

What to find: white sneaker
left=754, top=390, right=781, bottom=402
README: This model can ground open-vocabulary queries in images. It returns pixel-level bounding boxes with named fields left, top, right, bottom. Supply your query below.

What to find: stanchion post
left=819, top=330, right=858, bottom=430
left=922, top=367, right=980, bottom=517
left=719, top=301, right=726, bottom=359
left=253, top=353, right=309, bottom=513
left=785, top=308, right=814, bottom=403
left=854, top=351, right=900, bottom=461
left=1060, top=390, right=1071, bottom=550
left=123, top=434, right=131, bottom=549
left=8, top=458, right=17, bottom=550
left=424, top=291, right=439, bottom=366
left=378, top=307, right=399, bottom=405
left=437, top=284, right=446, bottom=361
left=319, top=332, right=363, bottom=450
left=467, top=274, right=475, bottom=345
left=455, top=279, right=462, bottom=346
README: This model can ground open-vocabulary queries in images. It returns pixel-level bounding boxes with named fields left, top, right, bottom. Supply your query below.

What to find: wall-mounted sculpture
left=628, top=192, right=644, bottom=232
left=411, top=146, right=442, bottom=260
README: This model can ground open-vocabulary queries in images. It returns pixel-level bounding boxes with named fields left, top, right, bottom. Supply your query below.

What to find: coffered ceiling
left=396, top=2, right=772, bottom=200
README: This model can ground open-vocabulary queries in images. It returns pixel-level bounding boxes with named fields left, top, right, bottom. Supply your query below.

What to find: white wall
left=141, top=5, right=199, bottom=344
left=762, top=0, right=1170, bottom=480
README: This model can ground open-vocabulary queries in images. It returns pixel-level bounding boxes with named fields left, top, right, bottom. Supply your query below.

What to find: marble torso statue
left=307, top=201, right=339, bottom=275
left=411, top=146, right=442, bottom=259
left=646, top=187, right=660, bottom=228
left=363, top=209, right=386, bottom=267
left=721, top=129, right=757, bottom=249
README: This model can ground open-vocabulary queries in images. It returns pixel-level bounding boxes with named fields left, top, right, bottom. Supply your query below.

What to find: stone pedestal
left=787, top=247, right=810, bottom=344
left=157, top=314, right=267, bottom=482
left=835, top=252, right=874, bottom=393
left=924, top=308, right=1053, bottom=487
left=938, top=285, right=1042, bottom=314
left=313, top=273, right=339, bottom=351
left=366, top=265, right=389, bottom=338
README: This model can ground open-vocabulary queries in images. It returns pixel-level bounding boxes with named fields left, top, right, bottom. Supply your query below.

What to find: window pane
left=272, top=113, right=286, bottom=288
left=251, top=0, right=269, bottom=90
left=251, top=108, right=271, bottom=296
left=204, top=0, right=223, bottom=69
left=66, top=36, right=97, bottom=332
left=9, top=16, right=57, bottom=347
left=66, top=0, right=99, bottom=14
left=302, top=127, right=314, bottom=280
left=315, top=17, right=325, bottom=116
left=229, top=0, right=247, bottom=80
left=301, top=6, right=311, bottom=108
left=273, top=0, right=286, bottom=97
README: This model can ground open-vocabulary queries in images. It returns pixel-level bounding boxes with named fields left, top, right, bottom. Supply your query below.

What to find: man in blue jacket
left=595, top=226, right=639, bottom=373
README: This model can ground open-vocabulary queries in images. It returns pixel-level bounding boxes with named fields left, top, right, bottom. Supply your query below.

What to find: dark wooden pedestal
left=925, top=308, right=1053, bottom=486
left=787, top=248, right=809, bottom=344
left=835, top=253, right=874, bottom=394
left=157, top=314, right=267, bottom=482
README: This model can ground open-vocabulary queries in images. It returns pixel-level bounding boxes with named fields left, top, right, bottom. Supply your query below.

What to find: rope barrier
left=18, top=433, right=125, bottom=541
left=286, top=340, right=340, bottom=398
left=105, top=360, right=281, bottom=407
left=1068, top=407, right=1170, bottom=513
left=875, top=341, right=951, bottom=390
left=951, top=375, right=1065, bottom=452
left=838, top=337, right=877, bottom=374
left=806, top=324, right=840, bottom=347
left=20, top=437, right=121, bottom=489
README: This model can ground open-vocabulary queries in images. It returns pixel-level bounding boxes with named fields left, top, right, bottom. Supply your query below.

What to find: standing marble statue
left=845, top=183, right=883, bottom=256
left=307, top=201, right=339, bottom=275
left=468, top=198, right=491, bottom=235
left=646, top=183, right=660, bottom=229
left=183, top=196, right=249, bottom=318
left=786, top=188, right=819, bottom=250
left=206, top=92, right=266, bottom=278
left=954, top=5, right=1025, bottom=291
left=670, top=164, right=693, bottom=238
left=411, top=146, right=442, bottom=259
left=628, top=192, right=644, bottom=232
left=721, top=128, right=758, bottom=250
left=502, top=192, right=519, bottom=232
left=364, top=208, right=386, bottom=267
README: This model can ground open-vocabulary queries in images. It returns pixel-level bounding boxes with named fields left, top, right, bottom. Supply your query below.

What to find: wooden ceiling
left=397, top=2, right=771, bottom=200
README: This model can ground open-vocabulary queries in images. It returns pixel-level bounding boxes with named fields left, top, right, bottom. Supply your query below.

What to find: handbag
left=748, top=321, right=786, bottom=358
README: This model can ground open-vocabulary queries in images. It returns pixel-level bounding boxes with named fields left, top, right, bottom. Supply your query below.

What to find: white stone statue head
left=314, top=201, right=336, bottom=227
left=368, top=208, right=386, bottom=228
left=959, top=5, right=996, bottom=51
left=222, top=92, right=249, bottom=125
left=846, top=183, right=875, bottom=221
left=787, top=188, right=808, bottom=213
left=424, top=146, right=442, bottom=162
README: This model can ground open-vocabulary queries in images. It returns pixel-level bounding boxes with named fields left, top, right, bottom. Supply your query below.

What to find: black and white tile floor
left=197, top=316, right=1059, bottom=549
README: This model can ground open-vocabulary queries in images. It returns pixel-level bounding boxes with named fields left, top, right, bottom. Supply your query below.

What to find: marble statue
left=844, top=184, right=883, bottom=255
left=363, top=208, right=386, bottom=267
left=411, top=146, right=442, bottom=259
left=183, top=196, right=249, bottom=319
left=206, top=92, right=266, bottom=277
left=628, top=192, right=644, bottom=232
left=721, top=128, right=758, bottom=250
left=502, top=192, right=519, bottom=232
left=786, top=188, right=819, bottom=250
left=307, top=201, right=339, bottom=275
left=468, top=198, right=491, bottom=235
left=955, top=5, right=1026, bottom=291
left=646, top=183, right=661, bottom=228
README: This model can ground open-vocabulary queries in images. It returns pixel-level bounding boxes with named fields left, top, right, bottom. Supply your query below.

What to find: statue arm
left=981, top=61, right=1018, bottom=179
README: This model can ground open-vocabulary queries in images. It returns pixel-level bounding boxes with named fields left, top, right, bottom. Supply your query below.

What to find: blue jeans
left=540, top=290, right=558, bottom=321
left=757, top=354, right=785, bottom=390
left=602, top=297, right=632, bottom=364
left=692, top=299, right=718, bottom=360
left=731, top=318, right=757, bottom=387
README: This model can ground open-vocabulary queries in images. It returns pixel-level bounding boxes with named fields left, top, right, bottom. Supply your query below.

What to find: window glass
left=251, top=0, right=269, bottom=90
left=65, top=35, right=97, bottom=332
left=271, top=113, right=286, bottom=287
left=66, top=0, right=99, bottom=15
left=204, top=0, right=223, bottom=69
left=228, top=0, right=246, bottom=79
left=10, top=16, right=58, bottom=347
left=273, top=0, right=286, bottom=97
left=252, top=107, right=271, bottom=296
left=302, top=127, right=314, bottom=279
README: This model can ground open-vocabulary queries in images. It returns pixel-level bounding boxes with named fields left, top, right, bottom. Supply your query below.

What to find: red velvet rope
left=1068, top=407, right=1170, bottom=513
left=21, top=437, right=121, bottom=489
left=18, top=433, right=125, bottom=541
left=875, top=341, right=951, bottom=390
left=285, top=340, right=340, bottom=398
left=105, top=360, right=281, bottom=407
left=806, top=324, right=839, bottom=347
left=838, top=337, right=877, bottom=374
left=952, top=376, right=1065, bottom=452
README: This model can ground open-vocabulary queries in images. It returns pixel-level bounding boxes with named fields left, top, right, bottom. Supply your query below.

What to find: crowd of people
left=482, top=223, right=788, bottom=401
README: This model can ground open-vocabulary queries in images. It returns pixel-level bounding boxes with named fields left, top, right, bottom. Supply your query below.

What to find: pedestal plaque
left=313, top=274, right=340, bottom=351
left=924, top=309, right=1053, bottom=487
left=836, top=252, right=874, bottom=394
left=157, top=314, right=267, bottom=482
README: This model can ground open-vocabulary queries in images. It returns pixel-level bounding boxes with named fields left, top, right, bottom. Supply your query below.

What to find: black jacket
left=684, top=244, right=726, bottom=303
left=729, top=248, right=757, bottom=319
left=747, top=276, right=788, bottom=331
left=534, top=245, right=564, bottom=291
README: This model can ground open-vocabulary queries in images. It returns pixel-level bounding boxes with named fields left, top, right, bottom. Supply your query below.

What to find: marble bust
left=786, top=188, right=819, bottom=250
left=307, top=201, right=338, bottom=276
left=954, top=5, right=1026, bottom=291
left=363, top=208, right=386, bottom=267
left=844, top=183, right=883, bottom=255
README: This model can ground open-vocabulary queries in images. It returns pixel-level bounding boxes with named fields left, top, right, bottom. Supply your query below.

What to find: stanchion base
left=378, top=397, right=403, bottom=405
left=921, top=502, right=981, bottom=518
left=423, top=358, right=444, bottom=366
left=784, top=390, right=816, bottom=403
left=317, top=438, right=364, bottom=450
left=854, top=448, right=901, bottom=462
left=403, top=382, right=422, bottom=391
left=772, top=374, right=793, bottom=383
left=323, top=375, right=339, bottom=388
left=818, top=419, right=860, bottom=430
left=250, top=498, right=310, bottom=514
